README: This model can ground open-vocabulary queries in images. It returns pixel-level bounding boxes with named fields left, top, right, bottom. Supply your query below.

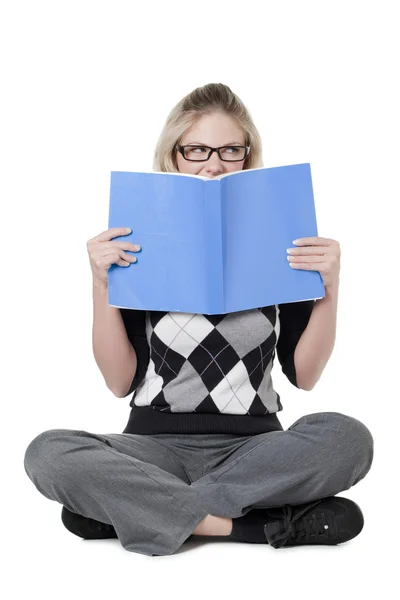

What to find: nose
left=204, top=150, right=224, bottom=175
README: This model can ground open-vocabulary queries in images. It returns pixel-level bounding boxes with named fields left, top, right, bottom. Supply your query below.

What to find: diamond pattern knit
left=120, top=301, right=315, bottom=435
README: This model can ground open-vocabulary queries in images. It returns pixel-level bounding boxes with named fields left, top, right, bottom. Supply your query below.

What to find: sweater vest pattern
left=131, top=304, right=283, bottom=416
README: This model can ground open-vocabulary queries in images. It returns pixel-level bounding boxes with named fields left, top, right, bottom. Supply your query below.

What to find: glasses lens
left=183, top=146, right=247, bottom=161
left=183, top=146, right=210, bottom=161
left=219, top=146, right=246, bottom=161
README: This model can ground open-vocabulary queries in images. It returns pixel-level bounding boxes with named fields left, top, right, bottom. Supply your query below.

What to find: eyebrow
left=184, top=141, right=243, bottom=146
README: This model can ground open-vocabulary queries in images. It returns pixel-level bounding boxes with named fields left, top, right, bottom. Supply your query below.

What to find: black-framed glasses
left=176, top=144, right=250, bottom=162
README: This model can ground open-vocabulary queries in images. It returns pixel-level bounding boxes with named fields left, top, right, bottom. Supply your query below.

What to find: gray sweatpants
left=23, top=411, right=374, bottom=556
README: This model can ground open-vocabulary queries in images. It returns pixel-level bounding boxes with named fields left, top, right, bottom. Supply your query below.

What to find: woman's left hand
left=287, top=236, right=341, bottom=292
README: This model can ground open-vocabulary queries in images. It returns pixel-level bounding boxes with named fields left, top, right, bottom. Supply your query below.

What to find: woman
left=24, top=83, right=374, bottom=557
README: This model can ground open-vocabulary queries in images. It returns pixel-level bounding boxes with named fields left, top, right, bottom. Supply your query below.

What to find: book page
left=116, top=165, right=309, bottom=182
left=147, top=167, right=268, bottom=180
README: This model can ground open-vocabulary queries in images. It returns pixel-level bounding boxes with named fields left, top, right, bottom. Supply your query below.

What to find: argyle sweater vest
left=120, top=300, right=315, bottom=436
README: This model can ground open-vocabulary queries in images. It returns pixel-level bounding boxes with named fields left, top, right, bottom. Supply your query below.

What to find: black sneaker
left=61, top=506, right=118, bottom=540
left=263, top=496, right=364, bottom=548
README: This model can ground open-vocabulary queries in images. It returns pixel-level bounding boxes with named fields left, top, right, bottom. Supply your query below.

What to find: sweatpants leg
left=191, top=412, right=374, bottom=518
left=23, top=411, right=374, bottom=556
left=23, top=428, right=209, bottom=556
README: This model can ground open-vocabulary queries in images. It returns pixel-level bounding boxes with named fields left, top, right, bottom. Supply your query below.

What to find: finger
left=287, top=246, right=328, bottom=255
left=92, top=246, right=127, bottom=260
left=293, top=237, right=333, bottom=246
left=116, top=242, right=141, bottom=251
left=89, top=240, right=140, bottom=252
left=101, top=241, right=141, bottom=251
left=288, top=255, right=327, bottom=263
left=116, top=258, right=131, bottom=267
left=90, top=248, right=137, bottom=267
left=111, top=249, right=137, bottom=267
left=119, top=249, right=138, bottom=263
left=89, top=227, right=131, bottom=244
left=289, top=262, right=324, bottom=269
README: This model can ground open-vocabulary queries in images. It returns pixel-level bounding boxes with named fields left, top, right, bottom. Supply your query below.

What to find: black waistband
left=122, top=405, right=284, bottom=436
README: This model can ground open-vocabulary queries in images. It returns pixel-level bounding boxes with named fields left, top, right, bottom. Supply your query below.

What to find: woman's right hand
left=87, top=227, right=141, bottom=288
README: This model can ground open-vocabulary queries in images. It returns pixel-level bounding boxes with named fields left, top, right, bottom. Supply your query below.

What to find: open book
left=107, top=163, right=325, bottom=314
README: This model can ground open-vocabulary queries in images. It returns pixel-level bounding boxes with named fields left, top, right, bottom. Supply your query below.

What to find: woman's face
left=175, top=112, right=246, bottom=178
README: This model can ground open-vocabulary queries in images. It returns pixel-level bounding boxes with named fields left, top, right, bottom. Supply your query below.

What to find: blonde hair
left=152, top=83, right=263, bottom=172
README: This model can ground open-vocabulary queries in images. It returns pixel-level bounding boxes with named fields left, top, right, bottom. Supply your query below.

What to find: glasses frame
left=176, top=144, right=250, bottom=162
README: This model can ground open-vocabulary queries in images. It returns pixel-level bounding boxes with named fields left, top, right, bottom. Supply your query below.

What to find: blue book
left=107, top=163, right=325, bottom=314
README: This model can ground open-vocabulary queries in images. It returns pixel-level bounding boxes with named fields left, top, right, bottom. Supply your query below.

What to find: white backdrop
left=2, top=0, right=398, bottom=598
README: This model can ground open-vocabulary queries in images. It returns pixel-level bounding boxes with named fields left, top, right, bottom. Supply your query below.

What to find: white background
left=2, top=0, right=398, bottom=598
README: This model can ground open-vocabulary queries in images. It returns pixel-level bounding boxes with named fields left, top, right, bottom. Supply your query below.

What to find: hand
left=87, top=227, right=141, bottom=288
left=286, top=236, right=341, bottom=292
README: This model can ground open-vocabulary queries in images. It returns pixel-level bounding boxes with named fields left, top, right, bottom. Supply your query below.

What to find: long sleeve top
left=119, top=300, right=315, bottom=436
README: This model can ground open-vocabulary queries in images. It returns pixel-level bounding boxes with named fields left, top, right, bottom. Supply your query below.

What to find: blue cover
left=107, top=163, right=325, bottom=314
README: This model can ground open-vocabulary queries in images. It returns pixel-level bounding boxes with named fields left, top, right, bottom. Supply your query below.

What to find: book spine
left=204, top=180, right=224, bottom=313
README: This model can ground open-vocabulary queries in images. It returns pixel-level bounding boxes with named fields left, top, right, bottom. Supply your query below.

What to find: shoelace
left=268, top=499, right=339, bottom=548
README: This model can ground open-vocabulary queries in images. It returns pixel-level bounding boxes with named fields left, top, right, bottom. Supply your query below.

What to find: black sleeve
left=119, top=308, right=150, bottom=397
left=275, top=300, right=315, bottom=388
